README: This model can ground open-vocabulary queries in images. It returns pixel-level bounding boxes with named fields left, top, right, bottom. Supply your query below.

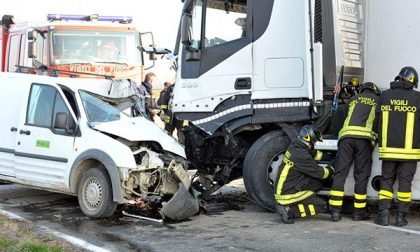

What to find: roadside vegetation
left=0, top=215, right=81, bottom=252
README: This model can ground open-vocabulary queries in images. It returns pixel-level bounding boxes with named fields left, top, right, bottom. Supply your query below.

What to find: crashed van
left=0, top=72, right=198, bottom=219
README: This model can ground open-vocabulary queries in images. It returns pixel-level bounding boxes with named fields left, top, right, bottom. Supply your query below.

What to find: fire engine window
left=19, top=34, right=26, bottom=67
left=8, top=35, right=21, bottom=72
left=204, top=0, right=247, bottom=48
left=50, top=30, right=141, bottom=66
left=27, top=84, right=56, bottom=127
left=35, top=32, right=47, bottom=66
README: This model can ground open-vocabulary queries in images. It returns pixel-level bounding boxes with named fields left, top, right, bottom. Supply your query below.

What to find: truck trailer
left=171, top=0, right=420, bottom=210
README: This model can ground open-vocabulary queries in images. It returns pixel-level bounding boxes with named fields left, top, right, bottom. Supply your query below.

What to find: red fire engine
left=0, top=14, right=154, bottom=82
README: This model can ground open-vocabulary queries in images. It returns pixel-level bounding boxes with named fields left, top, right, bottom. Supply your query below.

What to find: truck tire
left=243, top=130, right=290, bottom=211
left=77, top=167, right=117, bottom=218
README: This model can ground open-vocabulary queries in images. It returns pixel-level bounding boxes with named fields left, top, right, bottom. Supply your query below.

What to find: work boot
left=396, top=212, right=408, bottom=227
left=275, top=204, right=294, bottom=224
left=330, top=210, right=342, bottom=222
left=352, top=209, right=370, bottom=221
left=374, top=209, right=389, bottom=226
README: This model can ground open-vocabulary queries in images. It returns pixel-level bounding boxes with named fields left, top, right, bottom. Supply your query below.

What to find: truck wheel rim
left=268, top=154, right=284, bottom=188
left=84, top=178, right=103, bottom=210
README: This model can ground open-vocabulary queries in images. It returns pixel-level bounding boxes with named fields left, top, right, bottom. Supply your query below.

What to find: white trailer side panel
left=364, top=0, right=420, bottom=89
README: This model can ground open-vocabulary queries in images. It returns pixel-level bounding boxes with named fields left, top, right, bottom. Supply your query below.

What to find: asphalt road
left=1, top=182, right=420, bottom=252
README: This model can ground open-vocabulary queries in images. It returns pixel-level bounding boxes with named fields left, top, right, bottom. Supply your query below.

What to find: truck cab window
left=35, top=32, right=47, bottom=66
left=190, top=0, right=204, bottom=51
left=204, top=0, right=247, bottom=48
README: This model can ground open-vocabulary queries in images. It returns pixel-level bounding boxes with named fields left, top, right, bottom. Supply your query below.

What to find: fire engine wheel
left=77, top=167, right=117, bottom=218
left=243, top=130, right=291, bottom=211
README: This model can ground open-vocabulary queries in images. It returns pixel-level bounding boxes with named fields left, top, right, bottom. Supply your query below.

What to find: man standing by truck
left=274, top=125, right=335, bottom=224
left=329, top=82, right=381, bottom=222
left=375, top=67, right=420, bottom=227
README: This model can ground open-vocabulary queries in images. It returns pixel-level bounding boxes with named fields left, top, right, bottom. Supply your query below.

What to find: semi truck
left=171, top=0, right=420, bottom=210
left=0, top=14, right=156, bottom=83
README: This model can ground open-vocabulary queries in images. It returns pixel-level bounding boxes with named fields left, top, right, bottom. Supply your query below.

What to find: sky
left=1, top=0, right=185, bottom=84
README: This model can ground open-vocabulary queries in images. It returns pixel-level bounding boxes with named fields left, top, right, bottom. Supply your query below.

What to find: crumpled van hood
left=90, top=116, right=186, bottom=158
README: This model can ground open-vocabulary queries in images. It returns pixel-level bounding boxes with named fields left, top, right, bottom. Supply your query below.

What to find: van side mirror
left=54, top=112, right=68, bottom=129
left=54, top=112, right=75, bottom=134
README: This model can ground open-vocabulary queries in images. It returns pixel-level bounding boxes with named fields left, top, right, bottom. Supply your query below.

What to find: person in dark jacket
left=158, top=83, right=184, bottom=142
left=274, top=125, right=334, bottom=224
left=329, top=82, right=381, bottom=222
left=375, top=66, right=420, bottom=227
left=138, top=72, right=159, bottom=120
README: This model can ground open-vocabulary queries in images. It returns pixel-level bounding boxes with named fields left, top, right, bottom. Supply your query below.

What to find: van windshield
left=80, top=91, right=120, bottom=122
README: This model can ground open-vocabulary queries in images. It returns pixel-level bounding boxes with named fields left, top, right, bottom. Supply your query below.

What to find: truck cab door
left=14, top=83, right=77, bottom=190
left=175, top=0, right=252, bottom=114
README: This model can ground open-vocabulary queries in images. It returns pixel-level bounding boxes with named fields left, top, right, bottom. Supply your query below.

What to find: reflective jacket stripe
left=339, top=101, right=377, bottom=141
left=275, top=163, right=293, bottom=196
left=322, top=167, right=329, bottom=179
left=405, top=112, right=415, bottom=149
left=382, top=111, right=389, bottom=148
left=314, top=150, right=323, bottom=161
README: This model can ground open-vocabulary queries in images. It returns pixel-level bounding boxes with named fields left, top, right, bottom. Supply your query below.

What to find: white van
left=0, top=73, right=198, bottom=219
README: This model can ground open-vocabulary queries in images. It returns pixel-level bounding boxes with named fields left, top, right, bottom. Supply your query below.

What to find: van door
left=0, top=77, right=27, bottom=178
left=14, top=83, right=77, bottom=190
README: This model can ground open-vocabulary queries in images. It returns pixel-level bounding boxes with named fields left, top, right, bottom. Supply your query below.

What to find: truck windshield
left=80, top=91, right=120, bottom=122
left=51, top=30, right=142, bottom=66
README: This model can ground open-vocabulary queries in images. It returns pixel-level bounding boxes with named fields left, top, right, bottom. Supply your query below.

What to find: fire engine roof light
left=47, top=14, right=133, bottom=23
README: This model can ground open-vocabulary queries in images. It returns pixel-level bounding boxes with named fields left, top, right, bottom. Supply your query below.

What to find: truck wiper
left=94, top=61, right=128, bottom=66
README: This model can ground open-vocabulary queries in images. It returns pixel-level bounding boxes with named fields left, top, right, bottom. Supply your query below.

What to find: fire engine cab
left=0, top=14, right=151, bottom=82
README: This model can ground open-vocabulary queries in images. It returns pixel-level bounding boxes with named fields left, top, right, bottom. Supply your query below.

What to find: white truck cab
left=0, top=72, right=198, bottom=219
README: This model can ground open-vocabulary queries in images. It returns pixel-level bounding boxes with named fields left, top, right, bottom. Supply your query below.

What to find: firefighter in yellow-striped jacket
left=274, top=125, right=334, bottom=224
left=329, top=82, right=381, bottom=222
left=375, top=66, right=420, bottom=227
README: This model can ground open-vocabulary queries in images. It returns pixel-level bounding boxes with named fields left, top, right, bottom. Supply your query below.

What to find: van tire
left=243, top=131, right=290, bottom=211
left=77, top=167, right=117, bottom=218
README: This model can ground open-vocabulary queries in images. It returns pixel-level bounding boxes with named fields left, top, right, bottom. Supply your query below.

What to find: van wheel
left=77, top=167, right=117, bottom=218
left=243, top=131, right=290, bottom=211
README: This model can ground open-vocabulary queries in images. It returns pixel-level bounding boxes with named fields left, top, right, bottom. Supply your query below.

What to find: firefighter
left=274, top=125, right=334, bottom=224
left=375, top=66, right=420, bottom=227
left=158, top=83, right=184, bottom=142
left=329, top=82, right=381, bottom=222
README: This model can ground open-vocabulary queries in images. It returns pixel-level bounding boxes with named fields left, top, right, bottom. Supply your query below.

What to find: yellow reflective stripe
left=275, top=191, right=314, bottom=205
left=354, top=194, right=367, bottom=200
left=354, top=202, right=366, bottom=208
left=379, top=190, right=393, bottom=200
left=379, top=152, right=420, bottom=160
left=365, top=106, right=376, bottom=130
left=308, top=205, right=316, bottom=216
left=314, top=150, right=323, bottom=161
left=405, top=112, right=415, bottom=149
left=339, top=129, right=376, bottom=140
left=298, top=204, right=306, bottom=217
left=343, top=100, right=356, bottom=128
left=397, top=192, right=412, bottom=202
left=379, top=147, right=420, bottom=154
left=330, top=190, right=344, bottom=197
left=160, top=105, right=168, bottom=109
left=329, top=199, right=343, bottom=206
left=382, top=111, right=389, bottom=148
left=322, top=167, right=329, bottom=179
left=275, top=163, right=293, bottom=195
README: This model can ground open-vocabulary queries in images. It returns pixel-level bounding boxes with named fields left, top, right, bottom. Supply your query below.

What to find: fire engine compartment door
left=251, top=0, right=313, bottom=100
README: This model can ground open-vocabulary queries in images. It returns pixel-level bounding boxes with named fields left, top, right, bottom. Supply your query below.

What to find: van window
left=27, top=84, right=74, bottom=133
left=8, top=35, right=21, bottom=72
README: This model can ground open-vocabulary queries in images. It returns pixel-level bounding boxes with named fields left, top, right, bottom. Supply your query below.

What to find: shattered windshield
left=51, top=30, right=142, bottom=66
left=80, top=91, right=120, bottom=122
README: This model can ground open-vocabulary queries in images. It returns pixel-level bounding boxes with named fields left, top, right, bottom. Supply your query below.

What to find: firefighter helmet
left=298, top=125, right=323, bottom=148
left=360, top=82, right=381, bottom=96
left=395, top=66, right=418, bottom=87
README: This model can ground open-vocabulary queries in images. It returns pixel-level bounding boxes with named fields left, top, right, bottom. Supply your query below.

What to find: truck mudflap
left=160, top=184, right=199, bottom=221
